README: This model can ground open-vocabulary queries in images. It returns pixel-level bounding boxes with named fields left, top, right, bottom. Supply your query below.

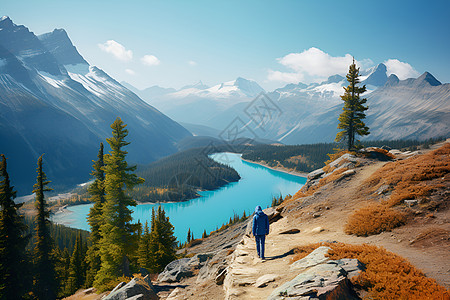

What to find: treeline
left=241, top=138, right=446, bottom=173
left=24, top=215, right=89, bottom=253
left=131, top=147, right=241, bottom=202
left=0, top=118, right=179, bottom=299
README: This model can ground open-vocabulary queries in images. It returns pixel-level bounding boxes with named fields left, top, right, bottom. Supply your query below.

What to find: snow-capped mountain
left=129, top=77, right=265, bottom=128
left=129, top=61, right=448, bottom=143
left=0, top=17, right=191, bottom=194
left=277, top=72, right=450, bottom=144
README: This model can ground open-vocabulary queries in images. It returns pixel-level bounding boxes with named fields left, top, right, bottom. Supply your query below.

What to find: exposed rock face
left=269, top=247, right=364, bottom=300
left=104, top=276, right=158, bottom=300
left=157, top=253, right=214, bottom=283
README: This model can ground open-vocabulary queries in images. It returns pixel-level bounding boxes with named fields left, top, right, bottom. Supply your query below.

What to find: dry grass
left=292, top=168, right=349, bottom=200
left=291, top=243, right=449, bottom=300
left=345, top=203, right=407, bottom=236
left=364, top=143, right=450, bottom=207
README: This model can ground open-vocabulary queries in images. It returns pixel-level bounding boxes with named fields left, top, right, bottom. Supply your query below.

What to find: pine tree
left=0, top=154, right=29, bottom=299
left=66, top=233, right=85, bottom=295
left=148, top=206, right=177, bottom=273
left=335, top=59, right=370, bottom=150
left=137, top=221, right=152, bottom=271
left=202, top=230, right=207, bottom=239
left=187, top=228, right=191, bottom=244
left=33, top=155, right=57, bottom=300
left=86, top=143, right=105, bottom=286
left=94, top=118, right=144, bottom=289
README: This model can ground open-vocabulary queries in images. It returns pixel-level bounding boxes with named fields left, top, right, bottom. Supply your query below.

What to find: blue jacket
left=252, top=206, right=269, bottom=236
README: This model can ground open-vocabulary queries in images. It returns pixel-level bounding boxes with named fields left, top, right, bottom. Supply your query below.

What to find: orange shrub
left=327, top=243, right=449, bottom=300
left=345, top=203, right=406, bottom=236
left=291, top=243, right=449, bottom=300
left=293, top=168, right=349, bottom=200
left=364, top=143, right=450, bottom=207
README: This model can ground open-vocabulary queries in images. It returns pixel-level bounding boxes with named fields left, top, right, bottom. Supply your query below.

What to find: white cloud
left=268, top=47, right=371, bottom=84
left=98, top=40, right=133, bottom=61
left=125, top=69, right=136, bottom=75
left=384, top=59, right=419, bottom=80
left=187, top=60, right=197, bottom=66
left=141, top=55, right=160, bottom=66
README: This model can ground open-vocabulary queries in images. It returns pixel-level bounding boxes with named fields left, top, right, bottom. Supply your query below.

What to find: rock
left=263, top=207, right=283, bottom=224
left=215, top=266, right=227, bottom=285
left=254, top=274, right=279, bottom=288
left=310, top=227, right=324, bottom=234
left=312, top=213, right=321, bottom=218
left=104, top=275, right=158, bottom=300
left=158, top=253, right=214, bottom=283
left=404, top=199, right=418, bottom=207
left=279, top=228, right=300, bottom=234
left=270, top=248, right=364, bottom=300
left=290, top=246, right=330, bottom=271
left=166, top=287, right=184, bottom=300
left=376, top=184, right=390, bottom=195
left=82, top=287, right=95, bottom=294
left=342, top=169, right=356, bottom=177
left=328, top=153, right=358, bottom=169
left=307, top=168, right=325, bottom=180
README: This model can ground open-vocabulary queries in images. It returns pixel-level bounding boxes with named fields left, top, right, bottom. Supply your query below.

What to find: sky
left=3, top=0, right=450, bottom=90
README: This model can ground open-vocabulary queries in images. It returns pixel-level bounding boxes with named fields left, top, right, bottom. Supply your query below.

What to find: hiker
left=252, top=205, right=269, bottom=260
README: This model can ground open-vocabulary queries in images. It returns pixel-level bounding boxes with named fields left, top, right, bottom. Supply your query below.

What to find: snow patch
left=38, top=71, right=65, bottom=88
left=64, top=63, right=89, bottom=75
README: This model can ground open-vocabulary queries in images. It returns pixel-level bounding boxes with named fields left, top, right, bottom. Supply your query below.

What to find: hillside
left=0, top=17, right=191, bottom=194
left=147, top=140, right=449, bottom=299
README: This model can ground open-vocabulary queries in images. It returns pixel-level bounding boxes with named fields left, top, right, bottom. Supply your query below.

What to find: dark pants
left=255, top=235, right=266, bottom=259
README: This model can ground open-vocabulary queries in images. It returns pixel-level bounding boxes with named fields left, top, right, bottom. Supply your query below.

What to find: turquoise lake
left=51, top=153, right=306, bottom=243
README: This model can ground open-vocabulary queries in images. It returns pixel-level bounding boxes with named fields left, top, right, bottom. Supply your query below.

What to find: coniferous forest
left=0, top=118, right=179, bottom=298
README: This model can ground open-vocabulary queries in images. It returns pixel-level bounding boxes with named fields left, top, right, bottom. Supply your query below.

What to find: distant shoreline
left=240, top=158, right=308, bottom=178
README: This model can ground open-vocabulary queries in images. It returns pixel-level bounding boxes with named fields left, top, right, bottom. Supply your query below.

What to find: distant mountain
left=0, top=17, right=191, bottom=194
left=279, top=72, right=450, bottom=143
left=135, top=77, right=266, bottom=127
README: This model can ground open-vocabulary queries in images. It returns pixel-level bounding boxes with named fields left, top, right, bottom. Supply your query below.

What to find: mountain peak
left=38, top=28, right=88, bottom=67
left=180, top=80, right=209, bottom=90
left=233, top=77, right=265, bottom=96
left=416, top=72, right=441, bottom=86
left=385, top=74, right=400, bottom=86
left=0, top=16, right=11, bottom=23
left=362, top=63, right=388, bottom=87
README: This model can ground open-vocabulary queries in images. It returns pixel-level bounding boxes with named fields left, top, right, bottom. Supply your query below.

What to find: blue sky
left=3, top=0, right=450, bottom=90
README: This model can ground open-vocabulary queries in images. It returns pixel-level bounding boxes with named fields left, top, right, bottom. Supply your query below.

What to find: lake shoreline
left=240, top=158, right=308, bottom=178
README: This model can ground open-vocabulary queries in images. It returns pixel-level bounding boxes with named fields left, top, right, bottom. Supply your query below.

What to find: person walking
left=252, top=205, right=269, bottom=260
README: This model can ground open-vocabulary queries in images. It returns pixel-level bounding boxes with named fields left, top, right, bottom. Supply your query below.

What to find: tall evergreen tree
left=33, top=155, right=57, bottom=300
left=86, top=143, right=105, bottom=286
left=66, top=233, right=85, bottom=295
left=94, top=118, right=144, bottom=289
left=335, top=59, right=370, bottom=150
left=148, top=206, right=177, bottom=273
left=0, top=154, right=29, bottom=299
left=137, top=221, right=152, bottom=271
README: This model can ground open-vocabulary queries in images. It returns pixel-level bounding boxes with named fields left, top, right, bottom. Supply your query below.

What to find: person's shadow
left=264, top=248, right=295, bottom=261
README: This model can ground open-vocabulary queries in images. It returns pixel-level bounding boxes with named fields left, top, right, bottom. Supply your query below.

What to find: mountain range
left=0, top=16, right=191, bottom=194
left=126, top=61, right=449, bottom=143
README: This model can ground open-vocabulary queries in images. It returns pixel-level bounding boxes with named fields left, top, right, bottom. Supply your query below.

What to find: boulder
left=263, top=207, right=283, bottom=224
left=104, top=275, right=158, bottom=300
left=307, top=168, right=325, bottom=181
left=269, top=248, right=364, bottom=300
left=254, top=274, right=279, bottom=288
left=157, top=253, right=214, bottom=283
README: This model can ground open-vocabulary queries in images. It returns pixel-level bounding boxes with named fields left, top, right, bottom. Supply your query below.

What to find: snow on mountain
left=170, top=77, right=264, bottom=99
left=278, top=72, right=450, bottom=144
left=0, top=17, right=191, bottom=194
